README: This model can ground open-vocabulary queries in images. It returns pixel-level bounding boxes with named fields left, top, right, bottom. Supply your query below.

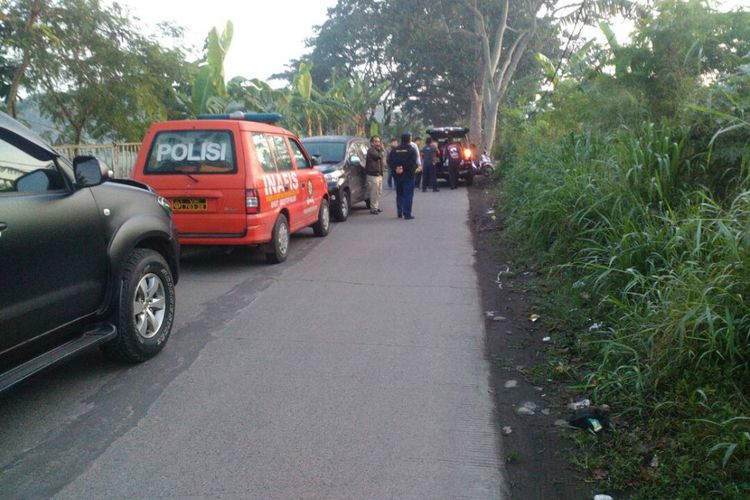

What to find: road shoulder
left=468, top=178, right=591, bottom=499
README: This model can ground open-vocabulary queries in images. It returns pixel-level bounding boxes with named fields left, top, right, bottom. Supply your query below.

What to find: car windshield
left=145, top=130, right=236, bottom=174
left=301, top=141, right=345, bottom=164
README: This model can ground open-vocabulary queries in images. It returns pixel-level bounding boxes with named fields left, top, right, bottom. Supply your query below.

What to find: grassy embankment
left=495, top=122, right=750, bottom=497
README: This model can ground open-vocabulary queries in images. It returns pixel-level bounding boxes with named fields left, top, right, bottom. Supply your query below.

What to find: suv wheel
left=266, top=214, right=290, bottom=263
left=312, top=199, right=330, bottom=236
left=333, top=191, right=349, bottom=222
left=102, top=248, right=175, bottom=363
left=465, top=174, right=474, bottom=187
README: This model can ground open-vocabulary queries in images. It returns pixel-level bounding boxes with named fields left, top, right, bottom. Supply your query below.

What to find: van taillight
left=246, top=189, right=259, bottom=213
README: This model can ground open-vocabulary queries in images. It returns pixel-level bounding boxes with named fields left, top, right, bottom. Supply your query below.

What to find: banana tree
left=288, top=61, right=329, bottom=136
left=225, top=76, right=290, bottom=115
left=182, top=21, right=233, bottom=117
left=316, top=75, right=353, bottom=134
left=344, top=76, right=390, bottom=137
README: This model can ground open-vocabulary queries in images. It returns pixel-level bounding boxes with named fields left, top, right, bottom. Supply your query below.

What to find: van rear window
left=145, top=130, right=236, bottom=174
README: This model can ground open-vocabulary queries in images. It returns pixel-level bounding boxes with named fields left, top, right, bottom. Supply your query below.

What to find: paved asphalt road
left=0, top=186, right=507, bottom=499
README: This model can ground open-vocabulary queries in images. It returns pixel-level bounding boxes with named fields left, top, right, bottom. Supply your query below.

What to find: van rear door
left=139, top=128, right=247, bottom=237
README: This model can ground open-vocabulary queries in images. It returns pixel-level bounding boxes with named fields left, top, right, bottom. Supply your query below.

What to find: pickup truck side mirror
left=14, top=169, right=53, bottom=192
left=73, top=156, right=104, bottom=188
left=310, top=155, right=321, bottom=167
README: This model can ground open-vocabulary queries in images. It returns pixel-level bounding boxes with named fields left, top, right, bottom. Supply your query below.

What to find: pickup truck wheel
left=102, top=248, right=175, bottom=363
left=333, top=191, right=349, bottom=222
left=266, top=214, right=289, bottom=263
left=312, top=199, right=330, bottom=236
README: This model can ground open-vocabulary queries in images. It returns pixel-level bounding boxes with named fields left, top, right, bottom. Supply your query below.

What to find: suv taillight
left=246, top=189, right=259, bottom=214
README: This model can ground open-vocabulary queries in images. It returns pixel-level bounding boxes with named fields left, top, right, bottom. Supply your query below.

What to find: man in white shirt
left=412, top=137, right=423, bottom=189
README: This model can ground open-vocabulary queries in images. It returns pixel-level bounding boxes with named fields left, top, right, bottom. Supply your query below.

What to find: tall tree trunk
left=482, top=89, right=500, bottom=153
left=469, top=84, right=483, bottom=148
left=462, top=0, right=543, bottom=152
left=6, top=0, right=42, bottom=118
left=468, top=7, right=485, bottom=148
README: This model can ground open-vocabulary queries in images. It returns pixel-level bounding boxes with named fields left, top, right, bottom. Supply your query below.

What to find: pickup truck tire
left=101, top=248, right=176, bottom=363
left=312, top=199, right=330, bottom=237
left=266, top=214, right=290, bottom=263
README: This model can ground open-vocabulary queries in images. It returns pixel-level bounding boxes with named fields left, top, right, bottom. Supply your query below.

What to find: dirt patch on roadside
left=468, top=177, right=591, bottom=499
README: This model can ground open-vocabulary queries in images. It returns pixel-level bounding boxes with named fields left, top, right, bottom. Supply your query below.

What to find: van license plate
left=172, top=198, right=207, bottom=211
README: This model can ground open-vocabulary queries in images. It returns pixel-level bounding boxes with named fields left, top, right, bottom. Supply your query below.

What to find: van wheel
left=312, top=199, right=330, bottom=237
left=266, top=214, right=290, bottom=263
left=333, top=191, right=349, bottom=222
left=101, top=249, right=175, bottom=363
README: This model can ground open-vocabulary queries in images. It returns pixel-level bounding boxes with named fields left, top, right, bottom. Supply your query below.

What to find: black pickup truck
left=0, top=112, right=180, bottom=392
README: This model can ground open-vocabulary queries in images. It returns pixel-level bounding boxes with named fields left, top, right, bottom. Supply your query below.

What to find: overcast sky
left=114, top=0, right=746, bottom=84
left=114, top=0, right=338, bottom=82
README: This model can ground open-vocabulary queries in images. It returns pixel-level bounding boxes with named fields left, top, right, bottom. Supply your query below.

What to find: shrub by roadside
left=497, top=123, right=750, bottom=498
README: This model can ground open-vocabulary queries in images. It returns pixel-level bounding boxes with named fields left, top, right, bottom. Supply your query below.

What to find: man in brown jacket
left=365, top=135, right=386, bottom=214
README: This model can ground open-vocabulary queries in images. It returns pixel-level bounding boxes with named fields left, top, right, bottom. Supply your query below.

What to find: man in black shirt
left=387, top=133, right=418, bottom=219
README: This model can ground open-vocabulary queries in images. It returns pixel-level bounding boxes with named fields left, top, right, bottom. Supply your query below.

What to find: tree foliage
left=298, top=0, right=634, bottom=149
left=1, top=0, right=191, bottom=142
left=183, top=21, right=233, bottom=117
left=498, top=4, right=750, bottom=493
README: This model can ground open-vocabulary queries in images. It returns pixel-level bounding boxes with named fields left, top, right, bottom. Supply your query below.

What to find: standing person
left=413, top=137, right=423, bottom=189
left=444, top=136, right=462, bottom=190
left=365, top=135, right=386, bottom=214
left=421, top=136, right=439, bottom=192
left=387, top=133, right=418, bottom=219
left=386, top=137, right=398, bottom=189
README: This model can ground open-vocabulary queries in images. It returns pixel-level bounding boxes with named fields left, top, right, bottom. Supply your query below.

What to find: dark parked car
left=0, top=112, right=180, bottom=392
left=427, top=127, right=474, bottom=187
left=301, top=136, right=370, bottom=221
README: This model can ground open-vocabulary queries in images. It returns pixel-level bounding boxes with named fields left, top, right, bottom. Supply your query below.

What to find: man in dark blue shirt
left=387, top=133, right=418, bottom=219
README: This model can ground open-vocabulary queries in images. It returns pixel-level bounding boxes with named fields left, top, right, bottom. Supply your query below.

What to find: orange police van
left=131, top=112, right=330, bottom=263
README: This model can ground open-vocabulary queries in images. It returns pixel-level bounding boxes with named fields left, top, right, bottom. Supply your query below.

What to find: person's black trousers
left=449, top=164, right=459, bottom=189
left=423, top=164, right=437, bottom=191
left=395, top=177, right=415, bottom=217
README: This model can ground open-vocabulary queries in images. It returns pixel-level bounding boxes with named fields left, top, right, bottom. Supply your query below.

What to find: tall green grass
left=501, top=123, right=750, bottom=496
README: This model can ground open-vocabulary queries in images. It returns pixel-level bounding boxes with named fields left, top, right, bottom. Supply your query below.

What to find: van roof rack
left=197, top=111, right=283, bottom=124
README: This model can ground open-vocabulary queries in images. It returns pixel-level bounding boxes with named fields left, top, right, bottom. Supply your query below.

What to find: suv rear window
left=301, top=141, right=346, bottom=164
left=145, top=130, right=236, bottom=174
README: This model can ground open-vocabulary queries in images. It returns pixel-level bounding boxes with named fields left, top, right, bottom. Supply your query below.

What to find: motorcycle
left=473, top=151, right=494, bottom=177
